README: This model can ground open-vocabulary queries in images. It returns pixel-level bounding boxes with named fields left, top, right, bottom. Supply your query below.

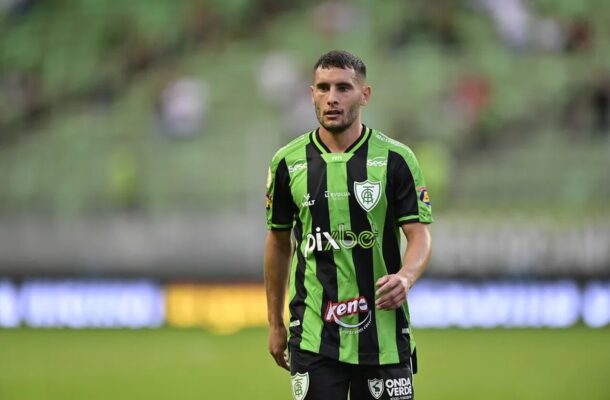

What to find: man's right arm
left=264, top=229, right=292, bottom=371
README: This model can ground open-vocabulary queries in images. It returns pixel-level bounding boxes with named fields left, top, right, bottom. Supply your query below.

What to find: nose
left=326, top=87, right=339, bottom=105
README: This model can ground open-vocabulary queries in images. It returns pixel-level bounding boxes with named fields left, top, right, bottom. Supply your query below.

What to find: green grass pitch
left=0, top=327, right=609, bottom=399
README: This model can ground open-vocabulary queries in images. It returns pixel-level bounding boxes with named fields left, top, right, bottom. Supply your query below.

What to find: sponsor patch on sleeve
left=417, top=186, right=430, bottom=206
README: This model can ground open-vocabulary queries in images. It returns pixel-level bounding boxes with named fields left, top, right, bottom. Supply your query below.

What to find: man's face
left=311, top=67, right=371, bottom=134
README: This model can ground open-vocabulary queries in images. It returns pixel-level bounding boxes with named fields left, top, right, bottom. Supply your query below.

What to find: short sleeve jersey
left=265, top=126, right=433, bottom=366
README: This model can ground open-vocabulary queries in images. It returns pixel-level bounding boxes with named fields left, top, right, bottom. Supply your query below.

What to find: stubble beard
left=316, top=106, right=359, bottom=135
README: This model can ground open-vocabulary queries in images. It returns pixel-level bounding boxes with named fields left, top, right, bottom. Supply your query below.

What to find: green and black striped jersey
left=266, top=125, right=433, bottom=366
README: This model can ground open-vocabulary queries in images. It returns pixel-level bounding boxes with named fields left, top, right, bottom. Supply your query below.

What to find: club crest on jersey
left=354, top=180, right=382, bottom=212
left=291, top=372, right=309, bottom=400
left=368, top=379, right=384, bottom=399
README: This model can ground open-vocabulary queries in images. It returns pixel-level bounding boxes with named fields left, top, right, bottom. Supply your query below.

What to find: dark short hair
left=313, top=50, right=366, bottom=80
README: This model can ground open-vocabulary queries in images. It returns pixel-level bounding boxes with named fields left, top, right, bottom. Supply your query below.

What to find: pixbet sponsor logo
left=304, top=224, right=378, bottom=256
left=324, top=296, right=371, bottom=330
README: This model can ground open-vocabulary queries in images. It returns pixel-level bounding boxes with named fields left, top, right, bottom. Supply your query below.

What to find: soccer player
left=264, top=50, right=432, bottom=400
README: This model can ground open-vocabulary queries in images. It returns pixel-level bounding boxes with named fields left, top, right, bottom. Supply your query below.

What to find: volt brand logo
left=324, top=296, right=371, bottom=330
left=301, top=193, right=315, bottom=208
left=304, top=225, right=378, bottom=256
left=288, top=159, right=306, bottom=174
left=385, top=378, right=413, bottom=399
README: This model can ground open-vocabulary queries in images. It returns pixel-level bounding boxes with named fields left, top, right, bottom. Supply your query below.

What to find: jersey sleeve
left=266, top=156, right=295, bottom=230
left=389, top=148, right=433, bottom=225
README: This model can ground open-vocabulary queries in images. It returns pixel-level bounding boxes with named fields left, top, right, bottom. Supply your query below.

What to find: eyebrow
left=315, top=81, right=354, bottom=88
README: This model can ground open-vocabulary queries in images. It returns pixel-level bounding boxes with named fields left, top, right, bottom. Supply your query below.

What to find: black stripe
left=289, top=216, right=306, bottom=349
left=271, top=158, right=296, bottom=227
left=306, top=142, right=340, bottom=359
left=388, top=150, right=418, bottom=222
left=347, top=141, right=380, bottom=364
left=384, top=151, right=412, bottom=363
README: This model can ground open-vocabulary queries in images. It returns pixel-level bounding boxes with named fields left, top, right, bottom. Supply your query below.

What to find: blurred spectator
left=185, top=3, right=224, bottom=49
left=0, top=0, right=36, bottom=19
left=529, top=16, right=564, bottom=53
left=477, top=0, right=530, bottom=49
left=312, top=1, right=367, bottom=38
left=591, top=72, right=610, bottom=135
left=387, top=1, right=461, bottom=54
left=564, top=18, right=593, bottom=53
left=2, top=68, right=46, bottom=125
left=155, top=76, right=209, bottom=139
left=102, top=15, right=156, bottom=77
left=258, top=52, right=301, bottom=106
left=562, top=71, right=610, bottom=138
left=257, top=51, right=316, bottom=137
left=445, top=72, right=493, bottom=149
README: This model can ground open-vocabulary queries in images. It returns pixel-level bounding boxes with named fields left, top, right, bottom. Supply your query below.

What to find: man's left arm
left=375, top=222, right=431, bottom=310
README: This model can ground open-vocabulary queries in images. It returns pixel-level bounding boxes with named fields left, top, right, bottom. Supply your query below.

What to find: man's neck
left=318, top=122, right=363, bottom=153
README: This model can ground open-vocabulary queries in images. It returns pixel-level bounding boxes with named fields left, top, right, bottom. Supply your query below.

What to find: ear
left=360, top=85, right=371, bottom=106
left=310, top=85, right=315, bottom=104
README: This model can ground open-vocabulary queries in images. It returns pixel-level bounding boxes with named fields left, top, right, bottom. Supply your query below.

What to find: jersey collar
left=311, top=124, right=371, bottom=155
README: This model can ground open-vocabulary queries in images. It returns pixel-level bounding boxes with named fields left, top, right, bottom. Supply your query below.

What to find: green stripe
left=397, top=215, right=419, bottom=223
left=323, top=153, right=359, bottom=363
left=311, top=131, right=327, bottom=154
left=270, top=223, right=293, bottom=229
left=311, top=127, right=371, bottom=155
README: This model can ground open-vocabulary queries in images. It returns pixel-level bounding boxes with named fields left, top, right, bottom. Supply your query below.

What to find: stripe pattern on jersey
left=266, top=125, right=433, bottom=366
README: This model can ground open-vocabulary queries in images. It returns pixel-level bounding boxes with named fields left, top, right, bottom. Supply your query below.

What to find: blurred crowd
left=0, top=0, right=609, bottom=214
left=1, top=0, right=608, bottom=145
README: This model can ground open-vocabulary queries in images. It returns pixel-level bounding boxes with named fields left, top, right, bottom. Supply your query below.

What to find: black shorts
left=289, top=347, right=414, bottom=400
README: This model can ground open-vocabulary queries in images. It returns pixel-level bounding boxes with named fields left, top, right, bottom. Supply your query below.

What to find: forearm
left=397, top=224, right=432, bottom=289
left=264, top=231, right=292, bottom=327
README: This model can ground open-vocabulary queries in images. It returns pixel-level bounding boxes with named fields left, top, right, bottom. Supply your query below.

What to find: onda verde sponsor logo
left=304, top=224, right=378, bottom=256
left=385, top=378, right=413, bottom=399
left=368, top=377, right=413, bottom=400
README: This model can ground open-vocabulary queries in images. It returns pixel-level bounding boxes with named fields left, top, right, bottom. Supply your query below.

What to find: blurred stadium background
left=0, top=0, right=609, bottom=399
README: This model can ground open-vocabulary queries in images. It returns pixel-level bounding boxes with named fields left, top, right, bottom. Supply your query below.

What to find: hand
left=268, top=324, right=289, bottom=371
left=375, top=274, right=410, bottom=310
